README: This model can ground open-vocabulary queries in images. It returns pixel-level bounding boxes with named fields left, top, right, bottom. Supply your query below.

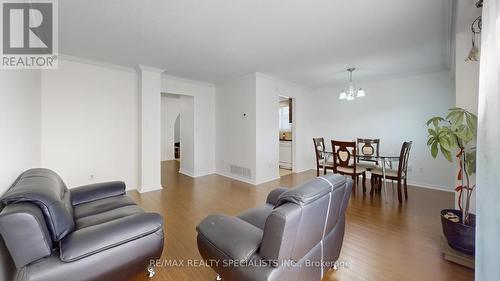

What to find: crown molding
left=137, top=65, right=165, bottom=74
left=58, top=54, right=136, bottom=73
left=162, top=74, right=215, bottom=88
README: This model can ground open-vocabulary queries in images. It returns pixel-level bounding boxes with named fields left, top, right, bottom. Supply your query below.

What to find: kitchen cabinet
left=279, top=141, right=292, bottom=169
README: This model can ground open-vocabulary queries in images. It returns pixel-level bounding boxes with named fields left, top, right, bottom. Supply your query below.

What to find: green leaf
left=426, top=116, right=445, bottom=127
left=440, top=145, right=453, bottom=162
left=465, top=113, right=477, bottom=137
left=465, top=148, right=477, bottom=175
left=455, top=126, right=468, bottom=141
left=440, top=137, right=452, bottom=151
left=447, top=134, right=458, bottom=147
left=431, top=142, right=438, bottom=158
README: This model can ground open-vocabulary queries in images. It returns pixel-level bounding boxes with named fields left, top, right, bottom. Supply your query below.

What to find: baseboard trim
left=407, top=181, right=454, bottom=193
left=179, top=169, right=216, bottom=178
left=215, top=171, right=257, bottom=185
left=137, top=186, right=163, bottom=193
left=215, top=171, right=282, bottom=186
left=255, top=176, right=281, bottom=186
left=193, top=170, right=217, bottom=178
left=293, top=166, right=315, bottom=174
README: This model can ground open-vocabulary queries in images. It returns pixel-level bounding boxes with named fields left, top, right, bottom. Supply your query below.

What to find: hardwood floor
left=128, top=161, right=474, bottom=281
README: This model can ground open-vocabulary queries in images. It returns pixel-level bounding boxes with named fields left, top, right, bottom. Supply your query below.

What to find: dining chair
left=331, top=140, right=367, bottom=193
left=356, top=138, right=380, bottom=171
left=313, top=138, right=334, bottom=176
left=371, top=141, right=412, bottom=203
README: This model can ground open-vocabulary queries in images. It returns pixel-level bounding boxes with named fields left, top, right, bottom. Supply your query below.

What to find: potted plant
left=426, top=107, right=477, bottom=255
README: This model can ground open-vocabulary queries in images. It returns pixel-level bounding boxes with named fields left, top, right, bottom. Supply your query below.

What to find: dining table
left=321, top=151, right=400, bottom=202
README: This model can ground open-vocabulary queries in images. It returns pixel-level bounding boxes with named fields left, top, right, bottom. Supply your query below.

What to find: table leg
left=382, top=160, right=388, bottom=203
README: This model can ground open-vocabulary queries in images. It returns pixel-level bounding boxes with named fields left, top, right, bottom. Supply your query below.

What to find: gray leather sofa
left=196, top=174, right=352, bottom=281
left=0, top=168, right=164, bottom=281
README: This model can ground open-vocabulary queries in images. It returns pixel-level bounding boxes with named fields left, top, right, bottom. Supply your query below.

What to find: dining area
left=313, top=138, right=412, bottom=203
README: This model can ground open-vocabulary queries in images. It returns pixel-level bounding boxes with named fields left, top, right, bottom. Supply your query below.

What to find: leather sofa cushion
left=71, top=181, right=126, bottom=206
left=60, top=213, right=163, bottom=262
left=237, top=204, right=273, bottom=230
left=197, top=215, right=263, bottom=262
left=0, top=168, right=75, bottom=242
left=73, top=196, right=136, bottom=219
left=275, top=174, right=346, bottom=207
left=265, top=188, right=289, bottom=206
left=0, top=203, right=54, bottom=268
left=75, top=205, right=144, bottom=229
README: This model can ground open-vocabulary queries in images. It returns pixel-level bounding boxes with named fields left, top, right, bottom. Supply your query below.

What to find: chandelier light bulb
left=357, top=88, right=366, bottom=97
left=338, top=68, right=366, bottom=101
left=348, top=83, right=355, bottom=95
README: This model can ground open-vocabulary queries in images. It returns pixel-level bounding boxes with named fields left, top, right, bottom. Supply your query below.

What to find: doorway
left=278, top=95, right=293, bottom=177
left=160, top=93, right=194, bottom=187
left=174, top=114, right=180, bottom=161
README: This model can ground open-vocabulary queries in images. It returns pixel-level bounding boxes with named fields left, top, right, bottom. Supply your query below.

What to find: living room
left=0, top=1, right=498, bottom=281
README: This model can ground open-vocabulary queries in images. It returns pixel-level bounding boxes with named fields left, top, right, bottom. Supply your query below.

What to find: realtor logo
left=1, top=0, right=58, bottom=69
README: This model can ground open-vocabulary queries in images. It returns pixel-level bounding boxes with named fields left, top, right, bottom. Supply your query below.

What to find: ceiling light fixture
left=466, top=0, right=482, bottom=62
left=465, top=16, right=482, bottom=62
left=338, top=68, right=366, bottom=101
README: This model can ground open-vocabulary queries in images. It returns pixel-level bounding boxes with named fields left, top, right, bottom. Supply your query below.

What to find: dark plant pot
left=441, top=209, right=476, bottom=255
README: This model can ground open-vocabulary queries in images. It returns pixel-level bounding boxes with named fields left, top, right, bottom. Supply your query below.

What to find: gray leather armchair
left=196, top=174, right=352, bottom=281
left=0, top=168, right=164, bottom=281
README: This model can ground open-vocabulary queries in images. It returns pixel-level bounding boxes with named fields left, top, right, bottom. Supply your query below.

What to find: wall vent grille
left=230, top=164, right=252, bottom=179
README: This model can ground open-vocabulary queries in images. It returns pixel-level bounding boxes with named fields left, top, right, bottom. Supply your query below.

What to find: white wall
left=455, top=31, right=479, bottom=212
left=179, top=95, right=195, bottom=176
left=161, top=75, right=216, bottom=177
left=215, top=75, right=257, bottom=183
left=255, top=73, right=312, bottom=184
left=41, top=59, right=140, bottom=190
left=160, top=94, right=180, bottom=161
left=310, top=71, right=455, bottom=190
left=255, top=75, right=280, bottom=183
left=0, top=70, right=41, bottom=195
left=215, top=73, right=313, bottom=185
left=456, top=32, right=480, bottom=114
left=39, top=58, right=216, bottom=190
left=174, top=115, right=180, bottom=142
left=139, top=66, right=164, bottom=192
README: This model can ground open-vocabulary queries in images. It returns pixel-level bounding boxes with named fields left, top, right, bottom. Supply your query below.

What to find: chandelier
left=338, top=68, right=366, bottom=101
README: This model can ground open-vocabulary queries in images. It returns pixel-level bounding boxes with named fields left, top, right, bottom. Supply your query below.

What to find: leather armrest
left=196, top=214, right=263, bottom=262
left=70, top=181, right=126, bottom=206
left=60, top=213, right=163, bottom=262
left=0, top=203, right=53, bottom=268
left=266, top=188, right=289, bottom=206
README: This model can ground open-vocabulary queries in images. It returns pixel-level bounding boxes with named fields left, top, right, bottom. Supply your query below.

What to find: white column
left=138, top=65, right=164, bottom=193
left=455, top=32, right=480, bottom=212
left=476, top=1, right=500, bottom=279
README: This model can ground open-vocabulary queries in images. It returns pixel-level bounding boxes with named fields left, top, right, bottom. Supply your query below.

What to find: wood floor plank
left=127, top=161, right=474, bottom=281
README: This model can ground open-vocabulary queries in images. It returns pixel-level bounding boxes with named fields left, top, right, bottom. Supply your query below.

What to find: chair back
left=331, top=140, right=356, bottom=172
left=313, top=138, right=326, bottom=163
left=397, top=141, right=412, bottom=178
left=356, top=138, right=380, bottom=162
left=260, top=174, right=352, bottom=270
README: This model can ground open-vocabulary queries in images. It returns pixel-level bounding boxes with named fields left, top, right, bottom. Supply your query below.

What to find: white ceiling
left=59, top=0, right=451, bottom=87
